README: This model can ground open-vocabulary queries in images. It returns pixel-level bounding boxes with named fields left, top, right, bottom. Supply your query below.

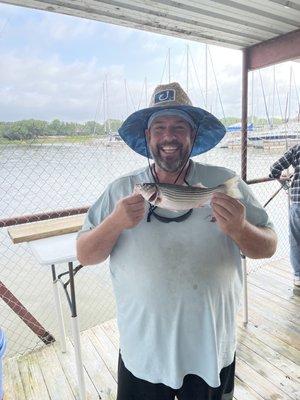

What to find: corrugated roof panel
left=129, top=0, right=285, bottom=38
left=0, top=0, right=300, bottom=50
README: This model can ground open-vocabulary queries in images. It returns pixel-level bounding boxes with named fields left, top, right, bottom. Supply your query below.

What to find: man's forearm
left=230, top=222, right=277, bottom=259
left=76, top=214, right=123, bottom=265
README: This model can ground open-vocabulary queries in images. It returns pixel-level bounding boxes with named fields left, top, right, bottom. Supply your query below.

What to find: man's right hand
left=111, top=193, right=145, bottom=230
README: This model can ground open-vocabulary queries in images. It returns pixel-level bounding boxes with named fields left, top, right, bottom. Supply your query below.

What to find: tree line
left=0, top=116, right=286, bottom=141
left=0, top=119, right=123, bottom=141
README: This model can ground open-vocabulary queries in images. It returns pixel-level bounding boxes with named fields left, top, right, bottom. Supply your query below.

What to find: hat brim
left=118, top=105, right=226, bottom=158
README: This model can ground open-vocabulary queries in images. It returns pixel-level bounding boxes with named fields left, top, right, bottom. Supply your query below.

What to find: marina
left=0, top=1, right=300, bottom=400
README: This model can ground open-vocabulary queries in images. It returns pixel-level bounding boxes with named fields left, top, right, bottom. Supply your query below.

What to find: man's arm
left=269, top=147, right=295, bottom=178
left=211, top=193, right=277, bottom=259
left=77, top=194, right=145, bottom=265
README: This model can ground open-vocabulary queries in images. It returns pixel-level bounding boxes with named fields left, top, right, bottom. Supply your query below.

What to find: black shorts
left=117, top=352, right=235, bottom=400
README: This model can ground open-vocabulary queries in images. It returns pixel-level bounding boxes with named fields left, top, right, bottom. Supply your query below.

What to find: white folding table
left=28, top=232, right=86, bottom=400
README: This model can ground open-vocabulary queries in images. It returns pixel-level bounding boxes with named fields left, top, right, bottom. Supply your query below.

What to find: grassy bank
left=0, top=135, right=105, bottom=146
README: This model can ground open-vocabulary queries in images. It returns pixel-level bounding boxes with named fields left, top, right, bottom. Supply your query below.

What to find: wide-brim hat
left=118, top=82, right=226, bottom=157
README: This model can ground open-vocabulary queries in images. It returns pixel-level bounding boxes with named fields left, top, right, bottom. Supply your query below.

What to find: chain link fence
left=0, top=126, right=298, bottom=358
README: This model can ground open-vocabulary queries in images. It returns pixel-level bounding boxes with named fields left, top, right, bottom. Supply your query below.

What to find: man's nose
left=163, top=126, right=176, bottom=138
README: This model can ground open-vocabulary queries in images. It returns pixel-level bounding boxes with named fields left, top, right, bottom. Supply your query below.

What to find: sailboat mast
left=103, top=82, right=106, bottom=134
left=145, top=77, right=148, bottom=107
left=288, top=65, right=292, bottom=123
left=272, top=65, right=275, bottom=128
left=124, top=79, right=129, bottom=117
left=186, top=44, right=189, bottom=94
left=205, top=44, right=208, bottom=109
left=251, top=71, right=254, bottom=126
left=168, top=48, right=171, bottom=83
left=105, top=75, right=111, bottom=135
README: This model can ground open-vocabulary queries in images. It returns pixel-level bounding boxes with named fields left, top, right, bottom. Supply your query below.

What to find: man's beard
left=150, top=141, right=190, bottom=173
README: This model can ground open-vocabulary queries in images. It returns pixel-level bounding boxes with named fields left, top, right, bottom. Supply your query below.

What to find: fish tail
left=223, top=176, right=242, bottom=198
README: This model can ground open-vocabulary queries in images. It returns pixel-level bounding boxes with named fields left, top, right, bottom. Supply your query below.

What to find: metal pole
left=241, top=49, right=249, bottom=182
left=51, top=265, right=66, bottom=353
left=0, top=281, right=55, bottom=344
left=68, top=262, right=86, bottom=400
left=241, top=49, right=249, bottom=325
left=241, top=254, right=248, bottom=326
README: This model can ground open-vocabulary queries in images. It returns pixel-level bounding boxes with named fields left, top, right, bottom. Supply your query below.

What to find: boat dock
left=3, top=257, right=299, bottom=400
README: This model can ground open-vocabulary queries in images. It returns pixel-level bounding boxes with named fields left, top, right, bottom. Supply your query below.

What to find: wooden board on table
left=7, top=214, right=85, bottom=244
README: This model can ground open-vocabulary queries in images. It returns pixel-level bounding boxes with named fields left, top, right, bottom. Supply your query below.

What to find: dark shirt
left=269, top=144, right=300, bottom=203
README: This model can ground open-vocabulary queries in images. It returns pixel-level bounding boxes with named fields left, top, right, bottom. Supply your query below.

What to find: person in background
left=77, top=82, right=277, bottom=400
left=270, top=144, right=300, bottom=293
left=0, top=328, right=6, bottom=400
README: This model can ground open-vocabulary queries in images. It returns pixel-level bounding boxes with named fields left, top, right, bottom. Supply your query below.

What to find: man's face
left=146, top=115, right=195, bottom=173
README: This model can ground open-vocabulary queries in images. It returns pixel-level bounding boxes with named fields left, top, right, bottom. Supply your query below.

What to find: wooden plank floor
left=3, top=258, right=300, bottom=400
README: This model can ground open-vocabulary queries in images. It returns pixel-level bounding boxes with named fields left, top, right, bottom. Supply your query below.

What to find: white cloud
left=0, top=52, right=128, bottom=122
left=0, top=2, right=299, bottom=122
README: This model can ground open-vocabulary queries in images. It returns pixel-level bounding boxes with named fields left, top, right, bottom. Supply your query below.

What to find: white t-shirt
left=78, top=160, right=274, bottom=389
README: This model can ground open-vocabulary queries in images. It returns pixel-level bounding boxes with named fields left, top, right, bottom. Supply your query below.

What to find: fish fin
left=223, top=176, right=242, bottom=199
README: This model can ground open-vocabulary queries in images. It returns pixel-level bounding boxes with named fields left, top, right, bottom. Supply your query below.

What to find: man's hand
left=211, top=192, right=246, bottom=238
left=210, top=192, right=277, bottom=258
left=111, top=193, right=145, bottom=230
left=280, top=171, right=292, bottom=180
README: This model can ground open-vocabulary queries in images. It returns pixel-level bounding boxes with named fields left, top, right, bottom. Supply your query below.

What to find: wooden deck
left=3, top=258, right=300, bottom=400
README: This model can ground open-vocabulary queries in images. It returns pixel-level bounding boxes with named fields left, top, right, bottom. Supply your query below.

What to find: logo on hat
left=154, top=89, right=175, bottom=105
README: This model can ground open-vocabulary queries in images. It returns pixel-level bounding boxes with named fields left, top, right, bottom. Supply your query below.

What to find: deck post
left=241, top=49, right=249, bottom=325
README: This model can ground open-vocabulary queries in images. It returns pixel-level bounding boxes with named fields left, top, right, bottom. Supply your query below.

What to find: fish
left=134, top=176, right=241, bottom=211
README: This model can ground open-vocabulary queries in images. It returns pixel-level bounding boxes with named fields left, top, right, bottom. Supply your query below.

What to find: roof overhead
left=1, top=0, right=300, bottom=68
left=1, top=0, right=300, bottom=49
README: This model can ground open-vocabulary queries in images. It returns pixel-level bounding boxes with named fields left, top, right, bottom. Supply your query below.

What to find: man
left=269, top=144, right=300, bottom=293
left=77, top=82, right=277, bottom=400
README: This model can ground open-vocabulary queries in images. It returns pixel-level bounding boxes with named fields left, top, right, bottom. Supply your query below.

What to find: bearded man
left=77, top=82, right=277, bottom=400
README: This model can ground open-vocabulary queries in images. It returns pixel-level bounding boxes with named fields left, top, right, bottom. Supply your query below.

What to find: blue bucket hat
left=118, top=82, right=226, bottom=158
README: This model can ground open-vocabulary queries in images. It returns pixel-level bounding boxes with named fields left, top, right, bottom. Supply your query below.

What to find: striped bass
left=134, top=176, right=241, bottom=211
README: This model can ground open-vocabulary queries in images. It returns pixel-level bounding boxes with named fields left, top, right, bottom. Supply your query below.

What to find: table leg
left=51, top=265, right=66, bottom=353
left=242, top=254, right=248, bottom=326
left=68, top=261, right=86, bottom=400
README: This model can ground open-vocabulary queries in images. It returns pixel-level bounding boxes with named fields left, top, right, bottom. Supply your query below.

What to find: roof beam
left=247, top=28, right=300, bottom=70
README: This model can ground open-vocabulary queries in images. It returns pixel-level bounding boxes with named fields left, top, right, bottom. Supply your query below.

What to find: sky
left=0, top=2, right=299, bottom=123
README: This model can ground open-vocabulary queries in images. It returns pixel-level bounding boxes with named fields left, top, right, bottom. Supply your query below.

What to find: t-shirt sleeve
left=238, top=179, right=274, bottom=230
left=77, top=188, right=113, bottom=238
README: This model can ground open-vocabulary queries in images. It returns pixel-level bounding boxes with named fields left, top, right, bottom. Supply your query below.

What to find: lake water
left=0, top=141, right=292, bottom=355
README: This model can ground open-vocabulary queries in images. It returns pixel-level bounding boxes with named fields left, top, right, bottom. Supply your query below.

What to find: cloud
left=0, top=52, right=129, bottom=122
left=0, top=3, right=299, bottom=122
left=33, top=13, right=98, bottom=41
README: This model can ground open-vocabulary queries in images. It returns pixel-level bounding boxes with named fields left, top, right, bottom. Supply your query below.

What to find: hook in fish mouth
left=148, top=192, right=158, bottom=203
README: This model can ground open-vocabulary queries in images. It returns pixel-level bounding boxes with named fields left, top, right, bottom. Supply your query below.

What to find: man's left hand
left=211, top=192, right=246, bottom=238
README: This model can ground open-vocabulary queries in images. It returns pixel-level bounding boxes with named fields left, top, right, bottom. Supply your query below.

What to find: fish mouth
left=148, top=192, right=158, bottom=202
